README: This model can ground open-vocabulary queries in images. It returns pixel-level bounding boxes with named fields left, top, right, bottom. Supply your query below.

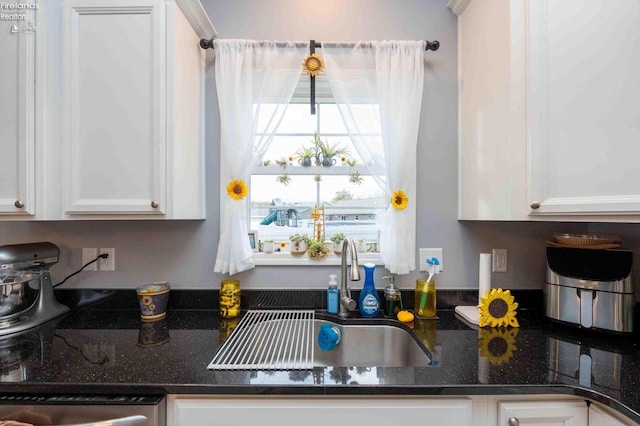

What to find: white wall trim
left=447, top=0, right=472, bottom=16
left=175, top=0, right=216, bottom=39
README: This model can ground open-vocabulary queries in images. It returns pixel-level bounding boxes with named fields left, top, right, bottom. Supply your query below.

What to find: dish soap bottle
left=359, top=263, right=380, bottom=317
left=382, top=275, right=402, bottom=318
left=327, top=274, right=339, bottom=315
left=415, top=257, right=439, bottom=318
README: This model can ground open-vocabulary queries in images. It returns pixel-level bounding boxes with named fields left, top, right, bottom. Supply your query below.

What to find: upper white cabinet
left=57, top=0, right=212, bottom=219
left=0, top=4, right=37, bottom=217
left=457, top=0, right=640, bottom=222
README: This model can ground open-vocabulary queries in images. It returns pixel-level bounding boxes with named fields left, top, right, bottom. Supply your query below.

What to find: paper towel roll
left=479, top=253, right=492, bottom=301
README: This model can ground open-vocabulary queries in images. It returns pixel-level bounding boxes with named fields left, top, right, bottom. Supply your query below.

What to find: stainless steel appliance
left=544, top=247, right=635, bottom=333
left=0, top=395, right=165, bottom=425
left=0, top=242, right=70, bottom=336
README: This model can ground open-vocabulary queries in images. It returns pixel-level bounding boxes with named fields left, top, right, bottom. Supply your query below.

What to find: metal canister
left=219, top=279, right=241, bottom=318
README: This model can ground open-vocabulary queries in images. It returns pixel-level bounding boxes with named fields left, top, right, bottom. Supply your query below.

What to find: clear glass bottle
left=327, top=274, right=339, bottom=314
left=382, top=275, right=402, bottom=317
left=358, top=263, right=380, bottom=317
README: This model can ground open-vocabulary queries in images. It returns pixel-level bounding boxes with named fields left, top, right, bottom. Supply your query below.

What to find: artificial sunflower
left=478, top=288, right=520, bottom=328
left=477, top=327, right=519, bottom=365
left=226, top=179, right=248, bottom=200
left=302, top=53, right=325, bottom=77
left=391, top=190, right=409, bottom=210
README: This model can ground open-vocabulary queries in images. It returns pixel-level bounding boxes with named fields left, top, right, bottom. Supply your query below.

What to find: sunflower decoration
left=478, top=327, right=519, bottom=365
left=302, top=53, right=325, bottom=77
left=478, top=288, right=520, bottom=328
left=391, top=190, right=409, bottom=210
left=226, top=179, right=248, bottom=200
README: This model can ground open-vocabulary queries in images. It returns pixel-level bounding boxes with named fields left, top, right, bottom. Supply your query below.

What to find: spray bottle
left=415, top=257, right=439, bottom=318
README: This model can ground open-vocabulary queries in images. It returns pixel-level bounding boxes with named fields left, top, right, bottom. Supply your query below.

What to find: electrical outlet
left=419, top=248, right=443, bottom=272
left=492, top=248, right=507, bottom=272
left=82, top=248, right=98, bottom=271
left=99, top=248, right=115, bottom=271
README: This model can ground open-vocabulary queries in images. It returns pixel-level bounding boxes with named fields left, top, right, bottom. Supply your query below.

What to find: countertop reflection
left=0, top=305, right=639, bottom=423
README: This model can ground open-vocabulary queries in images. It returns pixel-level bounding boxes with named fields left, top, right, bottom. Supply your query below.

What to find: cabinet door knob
left=14, top=200, right=24, bottom=209
left=151, top=201, right=159, bottom=208
left=530, top=201, right=541, bottom=209
left=508, top=418, right=520, bottom=426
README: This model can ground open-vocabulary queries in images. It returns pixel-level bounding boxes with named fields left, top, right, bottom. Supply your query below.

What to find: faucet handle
left=341, top=296, right=357, bottom=311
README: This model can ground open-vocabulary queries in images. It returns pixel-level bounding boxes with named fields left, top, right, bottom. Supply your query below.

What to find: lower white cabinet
left=167, top=396, right=473, bottom=426
left=588, top=403, right=633, bottom=426
left=167, top=395, right=638, bottom=426
left=496, top=400, right=588, bottom=426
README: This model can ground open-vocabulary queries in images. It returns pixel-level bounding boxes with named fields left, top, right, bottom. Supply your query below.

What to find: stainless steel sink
left=208, top=310, right=432, bottom=370
left=313, top=316, right=432, bottom=367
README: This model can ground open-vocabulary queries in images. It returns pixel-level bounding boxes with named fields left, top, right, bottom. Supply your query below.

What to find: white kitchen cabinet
left=0, top=4, right=37, bottom=217
left=167, top=396, right=474, bottom=426
left=56, top=0, right=212, bottom=219
left=496, top=400, right=588, bottom=426
left=589, top=403, right=633, bottom=426
left=456, top=0, right=640, bottom=222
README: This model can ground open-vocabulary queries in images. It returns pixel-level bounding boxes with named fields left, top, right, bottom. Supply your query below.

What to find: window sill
left=252, top=252, right=384, bottom=266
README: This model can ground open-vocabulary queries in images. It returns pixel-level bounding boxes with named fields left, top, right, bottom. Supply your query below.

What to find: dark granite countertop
left=0, top=290, right=639, bottom=423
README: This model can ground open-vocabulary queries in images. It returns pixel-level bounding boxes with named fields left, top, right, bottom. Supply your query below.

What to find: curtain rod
left=199, top=38, right=440, bottom=51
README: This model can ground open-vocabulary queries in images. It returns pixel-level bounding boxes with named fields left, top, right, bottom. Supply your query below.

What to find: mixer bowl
left=0, top=271, right=41, bottom=323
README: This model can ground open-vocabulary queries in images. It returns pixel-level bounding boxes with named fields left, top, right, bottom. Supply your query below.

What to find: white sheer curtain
left=214, top=39, right=308, bottom=275
left=324, top=41, right=425, bottom=274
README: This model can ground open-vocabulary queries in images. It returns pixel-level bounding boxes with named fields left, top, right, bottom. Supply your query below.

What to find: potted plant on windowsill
left=295, top=147, right=315, bottom=167
left=329, top=233, right=346, bottom=254
left=307, top=239, right=331, bottom=259
left=262, top=240, right=275, bottom=254
left=311, top=132, right=350, bottom=167
left=289, top=233, right=310, bottom=255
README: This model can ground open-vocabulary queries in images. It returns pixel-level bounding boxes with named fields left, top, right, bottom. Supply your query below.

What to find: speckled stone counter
left=0, top=290, right=639, bottom=423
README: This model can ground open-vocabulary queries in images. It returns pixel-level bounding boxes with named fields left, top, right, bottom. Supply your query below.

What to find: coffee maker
left=0, top=242, right=69, bottom=336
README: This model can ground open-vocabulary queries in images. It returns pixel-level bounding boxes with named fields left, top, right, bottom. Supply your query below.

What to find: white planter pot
left=290, top=241, right=308, bottom=255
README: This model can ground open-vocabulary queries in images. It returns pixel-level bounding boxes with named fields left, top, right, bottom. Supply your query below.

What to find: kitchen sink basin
left=209, top=310, right=432, bottom=370
left=313, top=316, right=432, bottom=367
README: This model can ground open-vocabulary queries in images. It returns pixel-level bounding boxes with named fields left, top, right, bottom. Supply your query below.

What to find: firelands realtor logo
left=1, top=2, right=38, bottom=33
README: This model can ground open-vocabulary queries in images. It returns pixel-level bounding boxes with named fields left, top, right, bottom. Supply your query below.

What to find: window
left=250, top=102, right=386, bottom=262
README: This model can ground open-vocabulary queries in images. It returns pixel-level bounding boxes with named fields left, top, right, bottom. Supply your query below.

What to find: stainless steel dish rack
left=208, top=310, right=315, bottom=370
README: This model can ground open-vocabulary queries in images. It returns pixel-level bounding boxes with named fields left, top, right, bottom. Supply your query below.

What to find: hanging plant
left=302, top=53, right=325, bottom=77
left=226, top=179, right=248, bottom=200
left=391, top=189, right=409, bottom=210
left=276, top=174, right=291, bottom=186
left=349, top=170, right=363, bottom=185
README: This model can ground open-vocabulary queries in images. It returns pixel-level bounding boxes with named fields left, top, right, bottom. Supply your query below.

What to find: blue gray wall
left=4, top=0, right=631, bottom=295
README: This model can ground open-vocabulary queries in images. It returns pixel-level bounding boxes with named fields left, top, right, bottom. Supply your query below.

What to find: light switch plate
left=99, top=248, right=115, bottom=271
left=492, top=248, right=507, bottom=272
left=419, top=248, right=443, bottom=272
left=82, top=248, right=98, bottom=271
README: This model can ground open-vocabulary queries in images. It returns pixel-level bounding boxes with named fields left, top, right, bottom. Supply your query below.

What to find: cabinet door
left=589, top=404, right=630, bottom=426
left=527, top=0, right=640, bottom=217
left=0, top=5, right=36, bottom=216
left=169, top=397, right=474, bottom=426
left=498, top=400, right=587, bottom=426
left=61, top=0, right=165, bottom=215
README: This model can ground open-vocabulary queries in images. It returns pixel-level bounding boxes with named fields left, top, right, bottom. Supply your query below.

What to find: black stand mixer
left=0, top=242, right=69, bottom=336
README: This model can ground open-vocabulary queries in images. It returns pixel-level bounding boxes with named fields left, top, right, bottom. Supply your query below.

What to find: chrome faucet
left=339, top=238, right=360, bottom=318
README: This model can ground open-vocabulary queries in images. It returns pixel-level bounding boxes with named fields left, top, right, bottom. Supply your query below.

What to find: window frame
left=250, top=102, right=385, bottom=266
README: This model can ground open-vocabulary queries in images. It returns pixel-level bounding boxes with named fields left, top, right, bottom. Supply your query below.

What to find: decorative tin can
left=219, top=279, right=240, bottom=318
